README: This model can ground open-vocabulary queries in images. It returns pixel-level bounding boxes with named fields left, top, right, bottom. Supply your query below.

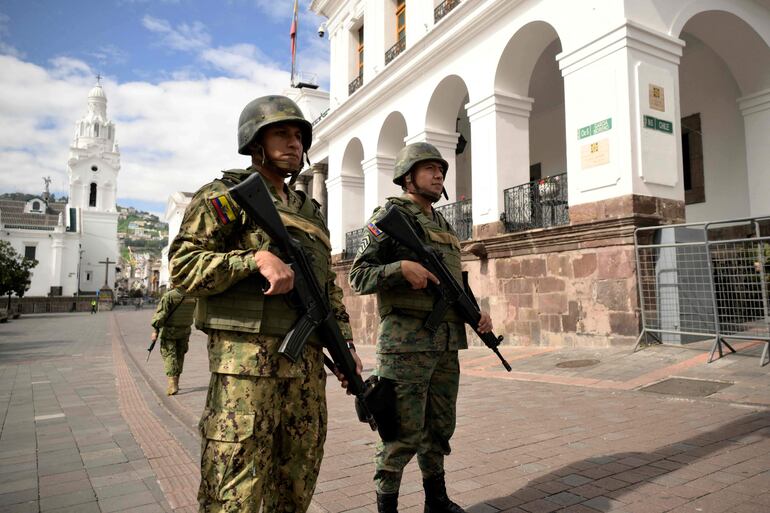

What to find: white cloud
left=0, top=53, right=291, bottom=208
left=0, top=13, right=330, bottom=210
left=142, top=15, right=211, bottom=52
left=0, top=12, right=24, bottom=58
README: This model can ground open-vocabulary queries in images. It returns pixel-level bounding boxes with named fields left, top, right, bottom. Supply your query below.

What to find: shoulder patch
left=210, top=194, right=238, bottom=225
left=367, top=222, right=383, bottom=238
left=357, top=234, right=371, bottom=256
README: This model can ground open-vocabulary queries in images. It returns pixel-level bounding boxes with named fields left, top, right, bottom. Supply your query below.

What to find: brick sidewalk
left=116, top=309, right=770, bottom=513
left=2, top=311, right=768, bottom=512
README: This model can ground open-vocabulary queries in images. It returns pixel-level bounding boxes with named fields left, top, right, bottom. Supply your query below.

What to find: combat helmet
left=392, top=142, right=448, bottom=186
left=237, top=95, right=312, bottom=155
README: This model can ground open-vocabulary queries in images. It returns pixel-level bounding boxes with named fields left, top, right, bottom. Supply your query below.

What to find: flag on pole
left=290, top=0, right=299, bottom=85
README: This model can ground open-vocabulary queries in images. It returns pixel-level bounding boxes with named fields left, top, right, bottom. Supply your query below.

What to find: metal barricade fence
left=634, top=217, right=769, bottom=366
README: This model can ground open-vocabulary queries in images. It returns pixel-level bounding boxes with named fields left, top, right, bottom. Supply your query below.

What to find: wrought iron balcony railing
left=501, top=173, right=569, bottom=233
left=435, top=198, right=472, bottom=241
left=311, top=108, right=330, bottom=126
left=385, top=37, right=406, bottom=65
left=434, top=0, right=461, bottom=23
left=348, top=74, right=363, bottom=96
left=344, top=227, right=367, bottom=259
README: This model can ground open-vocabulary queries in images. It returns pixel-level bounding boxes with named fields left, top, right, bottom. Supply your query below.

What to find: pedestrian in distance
left=168, top=95, right=362, bottom=513
left=90, top=299, right=97, bottom=314
left=349, top=142, right=494, bottom=513
left=149, top=288, right=196, bottom=395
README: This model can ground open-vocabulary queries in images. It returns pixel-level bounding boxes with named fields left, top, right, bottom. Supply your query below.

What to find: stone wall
left=5, top=296, right=98, bottom=314
left=333, top=194, right=685, bottom=348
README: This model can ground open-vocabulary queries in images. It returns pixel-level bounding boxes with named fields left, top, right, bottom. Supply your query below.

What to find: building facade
left=0, top=81, right=121, bottom=297
left=309, top=0, right=770, bottom=346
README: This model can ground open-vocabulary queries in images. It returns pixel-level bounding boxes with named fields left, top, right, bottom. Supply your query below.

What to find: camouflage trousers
left=373, top=350, right=460, bottom=494
left=160, top=337, right=189, bottom=377
left=197, top=360, right=327, bottom=512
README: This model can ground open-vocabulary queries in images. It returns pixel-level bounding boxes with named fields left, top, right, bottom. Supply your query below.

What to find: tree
left=0, top=241, right=37, bottom=312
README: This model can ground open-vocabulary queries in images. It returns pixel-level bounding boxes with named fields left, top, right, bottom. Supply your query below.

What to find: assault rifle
left=376, top=204, right=512, bottom=371
left=228, top=173, right=377, bottom=430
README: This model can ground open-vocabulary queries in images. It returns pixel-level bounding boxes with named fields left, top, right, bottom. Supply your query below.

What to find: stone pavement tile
left=39, top=469, right=88, bottom=487
left=724, top=502, right=769, bottom=513
left=44, top=502, right=100, bottom=513
left=39, top=488, right=95, bottom=511
left=0, top=501, right=38, bottom=513
left=0, top=489, right=38, bottom=508
left=581, top=496, right=630, bottom=512
left=543, top=491, right=583, bottom=506
left=95, top=479, right=151, bottom=500
left=37, top=460, right=84, bottom=477
left=115, top=505, right=168, bottom=513
left=0, top=478, right=36, bottom=496
left=98, top=490, right=159, bottom=513
left=39, top=478, right=92, bottom=498
left=88, top=469, right=143, bottom=489
left=82, top=448, right=128, bottom=468
left=519, top=498, right=561, bottom=513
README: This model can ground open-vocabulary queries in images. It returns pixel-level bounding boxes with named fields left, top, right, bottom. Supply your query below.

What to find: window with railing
left=434, top=0, right=461, bottom=23
left=357, top=25, right=364, bottom=78
left=501, top=173, right=569, bottom=233
left=348, top=72, right=363, bottom=95
left=344, top=227, right=367, bottom=259
left=386, top=0, right=406, bottom=65
left=436, top=198, right=472, bottom=241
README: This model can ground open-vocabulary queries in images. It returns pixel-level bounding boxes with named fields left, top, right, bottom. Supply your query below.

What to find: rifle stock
left=376, top=204, right=512, bottom=372
left=228, top=172, right=377, bottom=429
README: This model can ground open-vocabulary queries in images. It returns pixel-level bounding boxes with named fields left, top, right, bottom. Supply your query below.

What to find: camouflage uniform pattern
left=169, top=167, right=350, bottom=512
left=349, top=196, right=466, bottom=494
left=151, top=289, right=196, bottom=377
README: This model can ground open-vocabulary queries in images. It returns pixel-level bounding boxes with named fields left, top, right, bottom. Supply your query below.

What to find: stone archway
left=676, top=9, right=770, bottom=220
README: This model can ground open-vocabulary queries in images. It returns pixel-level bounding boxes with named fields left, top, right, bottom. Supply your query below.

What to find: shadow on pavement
left=474, top=411, right=770, bottom=512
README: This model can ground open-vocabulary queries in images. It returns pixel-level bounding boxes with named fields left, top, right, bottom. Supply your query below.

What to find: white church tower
left=67, top=78, right=120, bottom=295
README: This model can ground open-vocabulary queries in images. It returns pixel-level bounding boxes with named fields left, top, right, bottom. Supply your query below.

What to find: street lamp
left=76, top=245, right=85, bottom=300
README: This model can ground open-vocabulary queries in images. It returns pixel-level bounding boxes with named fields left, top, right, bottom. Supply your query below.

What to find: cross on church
left=96, top=73, right=102, bottom=84
left=98, top=257, right=115, bottom=287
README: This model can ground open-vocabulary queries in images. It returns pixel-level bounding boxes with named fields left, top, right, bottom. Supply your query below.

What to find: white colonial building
left=0, top=81, right=121, bottom=298
left=306, top=0, right=770, bottom=346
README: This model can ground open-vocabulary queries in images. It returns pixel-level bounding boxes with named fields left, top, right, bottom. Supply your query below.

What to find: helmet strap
left=405, top=173, right=442, bottom=203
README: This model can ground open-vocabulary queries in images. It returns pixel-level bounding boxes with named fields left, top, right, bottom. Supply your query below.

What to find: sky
left=0, top=0, right=328, bottom=217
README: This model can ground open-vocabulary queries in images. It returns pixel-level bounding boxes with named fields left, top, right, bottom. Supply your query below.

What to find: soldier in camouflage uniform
left=150, top=288, right=196, bottom=395
left=169, top=95, right=361, bottom=513
left=349, top=143, right=493, bottom=513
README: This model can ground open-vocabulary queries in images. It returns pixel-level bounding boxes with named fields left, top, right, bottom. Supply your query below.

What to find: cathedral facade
left=0, top=81, right=120, bottom=297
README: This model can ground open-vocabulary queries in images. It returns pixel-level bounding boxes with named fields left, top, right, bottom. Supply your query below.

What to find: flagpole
left=290, top=0, right=299, bottom=86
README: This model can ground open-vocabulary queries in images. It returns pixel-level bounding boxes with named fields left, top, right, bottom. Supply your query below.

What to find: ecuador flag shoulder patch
left=211, top=195, right=238, bottom=225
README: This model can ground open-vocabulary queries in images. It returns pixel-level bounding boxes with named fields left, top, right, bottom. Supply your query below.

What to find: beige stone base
left=334, top=194, right=685, bottom=348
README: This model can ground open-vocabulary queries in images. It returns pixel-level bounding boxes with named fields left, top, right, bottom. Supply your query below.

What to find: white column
left=465, top=92, right=533, bottom=225
left=405, top=130, right=460, bottom=206
left=362, top=156, right=399, bottom=217
left=50, top=236, right=64, bottom=289
left=559, top=23, right=684, bottom=208
left=738, top=88, right=770, bottom=218
left=311, top=163, right=328, bottom=218
left=326, top=175, right=365, bottom=254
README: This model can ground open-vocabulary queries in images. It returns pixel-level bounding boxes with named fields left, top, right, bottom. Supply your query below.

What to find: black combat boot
left=376, top=492, right=398, bottom=513
left=423, top=473, right=466, bottom=513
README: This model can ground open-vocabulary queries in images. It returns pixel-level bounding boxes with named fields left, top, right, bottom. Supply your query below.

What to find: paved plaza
left=0, top=310, right=768, bottom=512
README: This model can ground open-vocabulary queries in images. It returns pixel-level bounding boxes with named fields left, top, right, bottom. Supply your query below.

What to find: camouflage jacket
left=349, top=195, right=468, bottom=353
left=151, top=289, right=195, bottom=340
left=169, top=167, right=352, bottom=376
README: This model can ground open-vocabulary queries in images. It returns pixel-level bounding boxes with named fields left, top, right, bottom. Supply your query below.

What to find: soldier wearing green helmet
left=350, top=142, right=493, bottom=513
left=169, top=95, right=361, bottom=512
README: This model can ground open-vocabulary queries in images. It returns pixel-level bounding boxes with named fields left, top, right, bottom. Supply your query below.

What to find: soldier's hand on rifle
left=254, top=250, right=294, bottom=295
left=333, top=343, right=363, bottom=394
left=401, top=260, right=440, bottom=290
left=150, top=330, right=158, bottom=342
left=478, top=311, right=493, bottom=334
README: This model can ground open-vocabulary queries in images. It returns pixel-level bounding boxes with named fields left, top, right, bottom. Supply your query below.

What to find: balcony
left=385, top=37, right=406, bottom=65
left=501, top=173, right=569, bottom=233
left=435, top=198, right=472, bottom=241
left=348, top=73, right=363, bottom=96
left=344, top=227, right=367, bottom=259
left=434, top=0, right=461, bottom=23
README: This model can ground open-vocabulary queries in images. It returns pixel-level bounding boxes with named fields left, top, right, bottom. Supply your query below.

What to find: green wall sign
left=643, top=115, right=673, bottom=134
left=578, top=118, right=612, bottom=139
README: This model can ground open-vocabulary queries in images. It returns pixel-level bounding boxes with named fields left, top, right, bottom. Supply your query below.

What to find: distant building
left=0, top=80, right=120, bottom=296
